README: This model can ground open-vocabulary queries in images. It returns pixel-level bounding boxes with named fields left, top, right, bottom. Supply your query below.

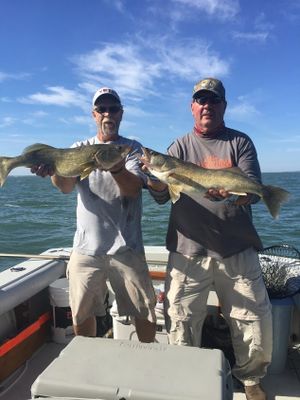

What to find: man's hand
left=30, top=164, right=55, bottom=177
left=204, top=188, right=231, bottom=201
left=146, top=177, right=168, bottom=192
left=204, top=188, right=253, bottom=205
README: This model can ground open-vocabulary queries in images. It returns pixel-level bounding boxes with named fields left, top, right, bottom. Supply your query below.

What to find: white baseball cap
left=92, top=87, right=121, bottom=106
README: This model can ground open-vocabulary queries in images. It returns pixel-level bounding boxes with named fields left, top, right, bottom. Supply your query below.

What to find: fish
left=140, top=147, right=290, bottom=219
left=0, top=143, right=131, bottom=187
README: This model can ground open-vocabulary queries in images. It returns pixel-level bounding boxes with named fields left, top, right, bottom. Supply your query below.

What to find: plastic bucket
left=268, top=297, right=294, bottom=374
left=48, top=278, right=74, bottom=344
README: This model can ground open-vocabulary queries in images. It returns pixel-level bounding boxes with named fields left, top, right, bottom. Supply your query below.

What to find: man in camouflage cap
left=147, top=77, right=272, bottom=400
left=192, top=77, right=226, bottom=100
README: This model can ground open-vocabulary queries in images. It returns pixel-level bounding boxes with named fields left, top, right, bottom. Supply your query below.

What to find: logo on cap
left=93, top=87, right=121, bottom=105
left=193, top=78, right=225, bottom=100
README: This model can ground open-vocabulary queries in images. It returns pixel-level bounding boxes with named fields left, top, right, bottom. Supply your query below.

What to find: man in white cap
left=32, top=87, right=157, bottom=342
left=146, top=78, right=272, bottom=399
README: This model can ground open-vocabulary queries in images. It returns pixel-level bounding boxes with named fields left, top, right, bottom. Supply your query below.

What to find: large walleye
left=141, top=147, right=289, bottom=219
left=0, top=143, right=131, bottom=187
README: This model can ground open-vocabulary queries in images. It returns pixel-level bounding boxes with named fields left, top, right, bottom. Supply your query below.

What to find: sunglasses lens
left=211, top=97, right=222, bottom=104
left=112, top=106, right=122, bottom=113
left=195, top=96, right=222, bottom=105
left=96, top=106, right=122, bottom=114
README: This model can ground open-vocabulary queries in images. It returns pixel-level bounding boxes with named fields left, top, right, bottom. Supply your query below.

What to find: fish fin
left=150, top=168, right=176, bottom=183
left=80, top=167, right=95, bottom=180
left=22, top=143, right=56, bottom=154
left=262, top=185, right=290, bottom=219
left=0, top=157, right=13, bottom=187
left=168, top=184, right=182, bottom=203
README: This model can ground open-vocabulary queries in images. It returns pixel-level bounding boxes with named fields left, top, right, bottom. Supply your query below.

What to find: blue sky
left=1, top=0, right=300, bottom=173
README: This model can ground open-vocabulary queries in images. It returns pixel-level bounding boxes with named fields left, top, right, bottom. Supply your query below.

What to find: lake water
left=0, top=173, right=299, bottom=272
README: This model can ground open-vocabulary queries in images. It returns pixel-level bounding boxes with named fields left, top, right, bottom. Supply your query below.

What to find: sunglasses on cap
left=94, top=105, right=123, bottom=114
left=194, top=96, right=223, bottom=105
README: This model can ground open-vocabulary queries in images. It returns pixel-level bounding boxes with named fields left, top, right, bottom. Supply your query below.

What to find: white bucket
left=48, top=278, right=74, bottom=344
left=49, top=278, right=69, bottom=307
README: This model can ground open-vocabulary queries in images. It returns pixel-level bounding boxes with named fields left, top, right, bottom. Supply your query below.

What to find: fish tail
left=262, top=185, right=290, bottom=219
left=0, top=157, right=14, bottom=187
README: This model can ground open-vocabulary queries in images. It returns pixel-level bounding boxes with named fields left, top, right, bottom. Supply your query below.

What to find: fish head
left=141, top=147, right=172, bottom=172
left=94, top=144, right=131, bottom=170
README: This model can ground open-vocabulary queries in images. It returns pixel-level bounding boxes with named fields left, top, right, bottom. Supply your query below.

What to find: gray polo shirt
left=72, top=135, right=147, bottom=256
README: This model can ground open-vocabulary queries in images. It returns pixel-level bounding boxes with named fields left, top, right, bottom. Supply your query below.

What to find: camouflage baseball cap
left=192, top=78, right=226, bottom=100
left=93, top=87, right=121, bottom=106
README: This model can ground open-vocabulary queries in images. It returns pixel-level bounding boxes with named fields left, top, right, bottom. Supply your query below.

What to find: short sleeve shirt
left=72, top=135, right=147, bottom=256
left=165, top=128, right=263, bottom=259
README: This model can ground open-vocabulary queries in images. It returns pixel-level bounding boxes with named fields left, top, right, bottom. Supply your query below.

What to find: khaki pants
left=165, top=248, right=273, bottom=386
left=67, top=249, right=156, bottom=326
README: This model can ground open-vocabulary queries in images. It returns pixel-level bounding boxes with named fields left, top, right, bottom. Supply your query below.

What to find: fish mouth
left=140, top=147, right=152, bottom=168
left=141, top=147, right=150, bottom=159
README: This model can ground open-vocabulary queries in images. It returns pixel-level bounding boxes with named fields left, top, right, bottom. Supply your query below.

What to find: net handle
left=259, top=244, right=300, bottom=259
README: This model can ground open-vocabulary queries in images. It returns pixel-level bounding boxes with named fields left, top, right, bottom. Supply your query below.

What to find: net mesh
left=259, top=245, right=300, bottom=299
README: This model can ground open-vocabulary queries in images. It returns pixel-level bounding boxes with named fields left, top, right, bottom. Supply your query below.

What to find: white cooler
left=31, top=336, right=233, bottom=400
left=111, top=303, right=168, bottom=344
left=111, top=281, right=168, bottom=344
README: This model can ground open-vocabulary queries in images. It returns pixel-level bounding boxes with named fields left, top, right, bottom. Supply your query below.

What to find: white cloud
left=30, top=110, right=48, bottom=117
left=0, top=71, right=31, bottom=82
left=232, top=12, right=273, bottom=43
left=18, top=86, right=89, bottom=110
left=171, top=0, right=240, bottom=20
left=73, top=44, right=162, bottom=99
left=226, top=101, right=260, bottom=121
left=155, top=40, right=229, bottom=79
left=124, top=105, right=152, bottom=117
left=268, top=136, right=300, bottom=144
left=281, top=0, right=300, bottom=23
left=232, top=31, right=269, bottom=42
left=111, top=0, right=125, bottom=13
left=0, top=116, right=16, bottom=128
left=72, top=40, right=229, bottom=101
left=254, top=12, right=274, bottom=32
left=18, top=39, right=230, bottom=113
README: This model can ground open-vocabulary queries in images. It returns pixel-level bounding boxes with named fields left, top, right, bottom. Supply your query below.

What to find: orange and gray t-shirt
left=151, top=127, right=263, bottom=259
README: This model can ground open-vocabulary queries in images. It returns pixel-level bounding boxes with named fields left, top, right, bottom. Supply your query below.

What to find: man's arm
left=108, top=143, right=153, bottom=197
left=109, top=160, right=143, bottom=197
left=146, top=177, right=169, bottom=204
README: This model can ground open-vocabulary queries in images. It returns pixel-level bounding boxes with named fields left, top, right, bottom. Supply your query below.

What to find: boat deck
left=1, top=340, right=300, bottom=400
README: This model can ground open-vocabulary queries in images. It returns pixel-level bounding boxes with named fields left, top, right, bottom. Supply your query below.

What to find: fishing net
left=259, top=244, right=300, bottom=299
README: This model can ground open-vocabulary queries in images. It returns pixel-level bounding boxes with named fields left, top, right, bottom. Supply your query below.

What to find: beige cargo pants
left=165, top=247, right=273, bottom=386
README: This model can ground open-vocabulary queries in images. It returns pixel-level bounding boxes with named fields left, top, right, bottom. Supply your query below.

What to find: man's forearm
left=147, top=179, right=170, bottom=204
left=110, top=168, right=143, bottom=197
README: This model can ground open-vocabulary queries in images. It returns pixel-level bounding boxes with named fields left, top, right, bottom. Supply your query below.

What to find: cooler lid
left=31, top=337, right=230, bottom=400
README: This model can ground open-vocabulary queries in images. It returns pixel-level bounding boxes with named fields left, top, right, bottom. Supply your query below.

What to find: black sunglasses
left=95, top=105, right=122, bottom=114
left=194, top=96, right=223, bottom=105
